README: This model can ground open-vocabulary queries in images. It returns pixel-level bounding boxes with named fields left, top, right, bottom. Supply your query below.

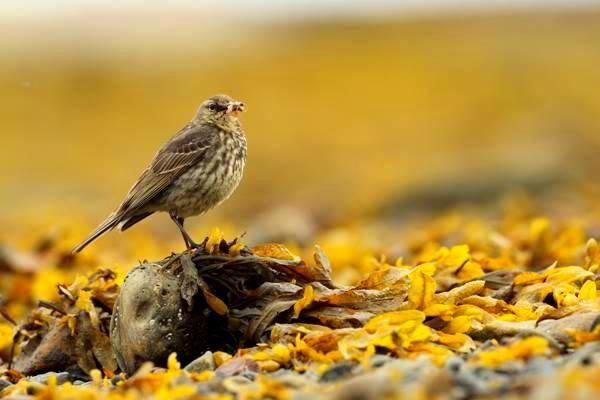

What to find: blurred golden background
left=2, top=2, right=600, bottom=251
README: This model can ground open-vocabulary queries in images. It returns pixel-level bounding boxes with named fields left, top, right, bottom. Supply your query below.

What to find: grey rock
left=319, top=362, right=355, bottom=383
left=564, top=342, right=600, bottom=367
left=269, top=371, right=313, bottom=390
left=458, top=372, right=502, bottom=396
left=525, top=357, right=556, bottom=374
left=331, top=366, right=395, bottom=400
left=196, top=382, right=214, bottom=395
left=240, top=371, right=258, bottom=381
left=384, top=358, right=434, bottom=382
left=29, top=371, right=70, bottom=385
left=495, top=360, right=524, bottom=374
left=111, top=374, right=125, bottom=385
left=184, top=351, right=215, bottom=373
left=0, top=379, right=12, bottom=391
left=445, top=356, right=464, bottom=373
left=13, top=323, right=75, bottom=376
left=172, top=375, right=194, bottom=386
left=216, top=357, right=259, bottom=378
left=304, top=371, right=321, bottom=381
left=223, top=375, right=253, bottom=387
left=369, top=354, right=395, bottom=368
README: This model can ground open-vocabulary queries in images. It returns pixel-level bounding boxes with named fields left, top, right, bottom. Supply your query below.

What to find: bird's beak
left=226, top=101, right=246, bottom=116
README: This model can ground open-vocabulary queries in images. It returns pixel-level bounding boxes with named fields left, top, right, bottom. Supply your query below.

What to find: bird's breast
left=160, top=130, right=246, bottom=218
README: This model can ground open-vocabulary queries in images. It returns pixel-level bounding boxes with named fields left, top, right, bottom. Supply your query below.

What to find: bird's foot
left=186, top=237, right=208, bottom=253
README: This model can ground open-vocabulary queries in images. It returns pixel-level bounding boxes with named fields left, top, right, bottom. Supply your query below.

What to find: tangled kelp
left=3, top=195, right=600, bottom=398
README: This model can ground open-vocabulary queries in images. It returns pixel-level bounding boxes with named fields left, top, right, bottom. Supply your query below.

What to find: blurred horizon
left=3, top=1, right=600, bottom=247
left=3, top=0, right=598, bottom=21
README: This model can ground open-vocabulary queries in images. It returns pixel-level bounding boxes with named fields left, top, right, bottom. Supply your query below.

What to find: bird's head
left=195, top=94, right=246, bottom=127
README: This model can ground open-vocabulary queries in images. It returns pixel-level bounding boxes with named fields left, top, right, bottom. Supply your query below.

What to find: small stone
left=111, top=374, right=126, bottom=385
left=525, top=356, right=556, bottom=374
left=184, top=351, right=215, bottom=373
left=269, top=370, right=313, bottom=389
left=172, top=375, right=194, bottom=386
left=195, top=382, right=213, bottom=395
left=222, top=376, right=254, bottom=393
left=319, top=362, right=355, bottom=383
left=216, top=357, right=259, bottom=378
left=581, top=356, right=593, bottom=366
left=445, top=356, right=464, bottom=373
left=29, top=372, right=70, bottom=385
left=369, top=355, right=394, bottom=368
left=565, top=342, right=600, bottom=367
left=495, top=360, right=523, bottom=374
left=303, top=370, right=320, bottom=382
left=240, top=370, right=258, bottom=381
left=0, top=379, right=12, bottom=391
left=452, top=367, right=497, bottom=396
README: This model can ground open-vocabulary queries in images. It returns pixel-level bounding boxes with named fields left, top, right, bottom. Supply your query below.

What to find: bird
left=73, top=94, right=247, bottom=253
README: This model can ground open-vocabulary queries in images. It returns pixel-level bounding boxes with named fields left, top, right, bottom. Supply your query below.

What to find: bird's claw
left=187, top=237, right=209, bottom=253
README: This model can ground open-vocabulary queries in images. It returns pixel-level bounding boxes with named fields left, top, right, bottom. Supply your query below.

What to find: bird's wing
left=117, top=123, right=216, bottom=215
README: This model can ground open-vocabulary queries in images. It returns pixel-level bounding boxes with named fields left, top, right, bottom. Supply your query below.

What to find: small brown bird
left=73, top=94, right=247, bottom=253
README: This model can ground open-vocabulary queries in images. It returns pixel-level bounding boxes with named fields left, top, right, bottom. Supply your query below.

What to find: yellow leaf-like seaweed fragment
left=252, top=243, right=299, bottom=261
left=514, top=272, right=544, bottom=285
left=75, top=290, right=93, bottom=311
left=408, top=271, right=436, bottom=310
left=441, top=245, right=471, bottom=268
left=167, top=352, right=180, bottom=371
left=578, top=280, right=597, bottom=300
left=202, top=289, right=229, bottom=316
left=477, top=337, right=549, bottom=367
left=445, top=315, right=471, bottom=334
left=294, top=285, right=315, bottom=318
left=0, top=323, right=13, bottom=351
left=365, top=310, right=425, bottom=332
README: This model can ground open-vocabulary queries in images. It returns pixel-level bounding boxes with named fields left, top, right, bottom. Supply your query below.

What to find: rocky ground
left=2, top=188, right=600, bottom=399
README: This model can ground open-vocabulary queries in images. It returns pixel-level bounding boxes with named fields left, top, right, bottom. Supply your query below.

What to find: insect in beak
left=226, top=102, right=246, bottom=116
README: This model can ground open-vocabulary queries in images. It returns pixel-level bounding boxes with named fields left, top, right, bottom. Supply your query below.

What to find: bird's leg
left=178, top=218, right=192, bottom=249
left=169, top=213, right=200, bottom=249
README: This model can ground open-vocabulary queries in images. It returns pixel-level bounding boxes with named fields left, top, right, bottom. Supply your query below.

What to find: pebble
left=319, top=362, right=355, bottom=383
left=0, top=379, right=12, bottom=391
left=269, top=370, right=312, bottom=389
left=564, top=342, right=600, bottom=367
left=303, top=371, right=321, bottom=382
left=445, top=356, right=464, bottom=373
left=29, top=372, right=70, bottom=385
left=369, top=354, right=395, bottom=368
left=240, top=371, right=258, bottom=381
left=452, top=368, right=496, bottom=396
left=184, top=351, right=215, bottom=373
left=222, top=376, right=254, bottom=392
left=111, top=374, right=126, bottom=385
left=216, top=357, right=259, bottom=378
left=525, top=356, right=556, bottom=374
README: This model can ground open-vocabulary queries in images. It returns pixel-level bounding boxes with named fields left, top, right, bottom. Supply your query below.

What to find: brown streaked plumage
left=73, top=94, right=247, bottom=253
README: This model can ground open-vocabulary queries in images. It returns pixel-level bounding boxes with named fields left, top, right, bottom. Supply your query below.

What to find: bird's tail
left=72, top=212, right=121, bottom=253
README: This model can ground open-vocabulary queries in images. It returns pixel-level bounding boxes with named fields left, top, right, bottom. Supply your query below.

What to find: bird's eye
left=207, top=104, right=216, bottom=111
